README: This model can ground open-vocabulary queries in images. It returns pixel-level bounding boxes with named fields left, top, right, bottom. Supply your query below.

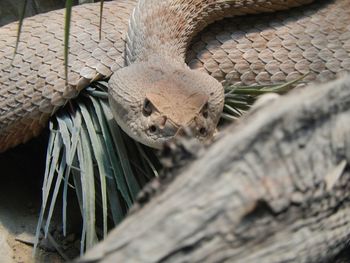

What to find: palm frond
left=223, top=74, right=307, bottom=120
left=35, top=82, right=160, bottom=256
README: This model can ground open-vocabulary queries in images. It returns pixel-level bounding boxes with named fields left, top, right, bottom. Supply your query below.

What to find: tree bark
left=78, top=75, right=350, bottom=263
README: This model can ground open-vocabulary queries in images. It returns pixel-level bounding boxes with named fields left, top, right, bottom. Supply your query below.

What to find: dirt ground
left=0, top=133, right=79, bottom=263
left=0, top=170, right=63, bottom=263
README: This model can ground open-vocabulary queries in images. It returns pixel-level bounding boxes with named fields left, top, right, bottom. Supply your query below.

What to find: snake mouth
left=169, top=115, right=211, bottom=142
left=147, top=115, right=211, bottom=145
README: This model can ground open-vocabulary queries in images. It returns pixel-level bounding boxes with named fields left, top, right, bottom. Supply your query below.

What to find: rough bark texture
left=78, top=75, right=350, bottom=263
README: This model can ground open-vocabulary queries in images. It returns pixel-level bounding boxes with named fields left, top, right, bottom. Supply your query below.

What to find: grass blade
left=89, top=96, right=131, bottom=220
left=222, top=76, right=305, bottom=121
left=34, top=122, right=61, bottom=252
left=62, top=111, right=81, bottom=236
left=90, top=97, right=132, bottom=204
left=64, top=0, right=73, bottom=84
left=77, top=124, right=97, bottom=250
left=135, top=143, right=159, bottom=178
left=44, top=150, right=66, bottom=237
left=100, top=100, right=141, bottom=202
left=78, top=101, right=109, bottom=238
left=99, top=0, right=104, bottom=40
left=13, top=0, right=28, bottom=59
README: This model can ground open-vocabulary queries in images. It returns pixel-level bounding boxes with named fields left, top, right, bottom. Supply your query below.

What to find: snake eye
left=149, top=125, right=157, bottom=133
left=202, top=111, right=208, bottom=118
left=143, top=99, right=152, bottom=116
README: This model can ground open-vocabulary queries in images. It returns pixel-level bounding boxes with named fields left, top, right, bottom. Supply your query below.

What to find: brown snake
left=0, top=0, right=349, bottom=151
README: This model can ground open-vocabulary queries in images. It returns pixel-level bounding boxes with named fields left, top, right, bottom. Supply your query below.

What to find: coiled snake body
left=0, top=0, right=349, bottom=151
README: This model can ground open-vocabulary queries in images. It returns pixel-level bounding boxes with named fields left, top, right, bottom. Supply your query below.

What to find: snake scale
left=0, top=0, right=349, bottom=151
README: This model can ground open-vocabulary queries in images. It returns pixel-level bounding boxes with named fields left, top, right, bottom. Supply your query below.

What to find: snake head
left=108, top=59, right=224, bottom=149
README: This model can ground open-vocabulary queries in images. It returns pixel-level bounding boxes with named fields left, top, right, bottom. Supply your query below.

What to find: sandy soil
left=0, top=179, right=63, bottom=263
left=0, top=134, right=71, bottom=263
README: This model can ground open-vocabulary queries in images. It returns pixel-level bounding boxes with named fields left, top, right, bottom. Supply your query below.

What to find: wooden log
left=78, top=75, right=350, bottom=263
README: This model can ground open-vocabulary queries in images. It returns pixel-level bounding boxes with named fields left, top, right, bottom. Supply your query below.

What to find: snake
left=0, top=0, right=349, bottom=151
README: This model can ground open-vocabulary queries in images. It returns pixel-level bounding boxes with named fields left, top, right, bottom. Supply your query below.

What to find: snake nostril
left=199, top=127, right=207, bottom=136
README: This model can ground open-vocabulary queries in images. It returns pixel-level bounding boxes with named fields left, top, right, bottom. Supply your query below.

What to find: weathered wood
left=78, top=75, right=350, bottom=263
